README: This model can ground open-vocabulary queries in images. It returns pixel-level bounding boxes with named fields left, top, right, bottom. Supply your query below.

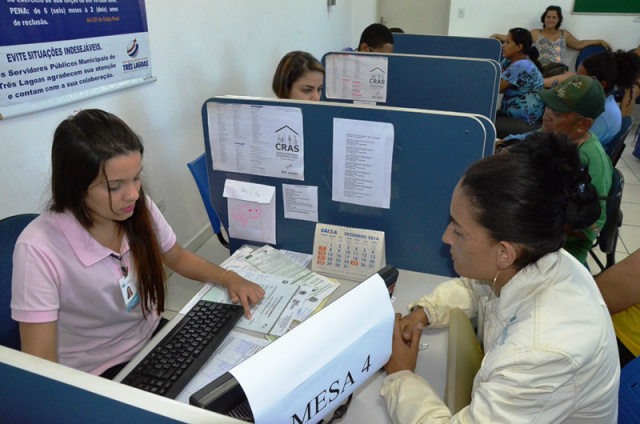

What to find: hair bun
left=564, top=168, right=601, bottom=231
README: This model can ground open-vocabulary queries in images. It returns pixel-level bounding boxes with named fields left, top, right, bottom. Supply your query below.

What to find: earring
left=492, top=270, right=500, bottom=292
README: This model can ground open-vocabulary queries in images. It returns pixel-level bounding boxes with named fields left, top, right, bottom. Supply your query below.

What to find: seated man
left=596, top=248, right=640, bottom=367
left=357, top=23, right=394, bottom=53
left=500, top=75, right=612, bottom=265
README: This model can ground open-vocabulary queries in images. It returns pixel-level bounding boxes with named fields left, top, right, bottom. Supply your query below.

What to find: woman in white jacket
left=382, top=132, right=620, bottom=423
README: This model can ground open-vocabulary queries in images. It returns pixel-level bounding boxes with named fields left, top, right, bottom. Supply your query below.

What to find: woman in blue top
left=495, top=28, right=545, bottom=139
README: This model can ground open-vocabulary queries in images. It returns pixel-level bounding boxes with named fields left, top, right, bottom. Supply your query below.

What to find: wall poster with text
left=1, top=0, right=155, bottom=119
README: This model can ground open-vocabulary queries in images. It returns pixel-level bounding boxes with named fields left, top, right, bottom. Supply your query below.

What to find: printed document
left=332, top=117, right=394, bottom=208
left=202, top=269, right=306, bottom=336
left=282, top=184, right=318, bottom=222
left=244, top=245, right=339, bottom=321
left=325, top=54, right=388, bottom=103
left=207, top=102, right=304, bottom=180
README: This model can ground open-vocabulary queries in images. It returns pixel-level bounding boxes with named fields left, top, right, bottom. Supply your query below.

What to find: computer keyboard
left=121, top=300, right=244, bottom=399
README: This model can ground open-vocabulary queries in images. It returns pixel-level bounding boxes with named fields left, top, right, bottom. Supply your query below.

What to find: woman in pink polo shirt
left=11, top=109, right=265, bottom=377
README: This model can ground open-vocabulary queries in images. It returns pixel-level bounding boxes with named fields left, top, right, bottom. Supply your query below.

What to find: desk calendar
left=311, top=223, right=386, bottom=280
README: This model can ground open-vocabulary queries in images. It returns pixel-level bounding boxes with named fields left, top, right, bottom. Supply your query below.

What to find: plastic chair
left=575, top=44, right=607, bottom=71
left=444, top=308, right=484, bottom=414
left=187, top=153, right=229, bottom=249
left=607, top=116, right=633, bottom=166
left=0, top=213, right=39, bottom=349
left=589, top=168, right=624, bottom=272
left=619, top=355, right=640, bottom=424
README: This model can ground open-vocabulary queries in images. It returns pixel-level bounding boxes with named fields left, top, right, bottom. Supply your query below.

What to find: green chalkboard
left=573, top=0, right=640, bottom=14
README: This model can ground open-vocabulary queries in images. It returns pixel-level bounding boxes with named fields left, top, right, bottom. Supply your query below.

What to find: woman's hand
left=399, top=308, right=429, bottom=343
left=384, top=313, right=423, bottom=375
left=223, top=271, right=266, bottom=319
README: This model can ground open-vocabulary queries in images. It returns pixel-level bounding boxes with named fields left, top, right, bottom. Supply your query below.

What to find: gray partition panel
left=203, top=98, right=490, bottom=276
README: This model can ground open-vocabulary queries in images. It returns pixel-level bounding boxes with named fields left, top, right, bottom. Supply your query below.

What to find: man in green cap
left=537, top=75, right=613, bottom=265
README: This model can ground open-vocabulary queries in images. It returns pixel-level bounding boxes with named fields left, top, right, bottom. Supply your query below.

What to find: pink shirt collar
left=55, top=211, right=131, bottom=266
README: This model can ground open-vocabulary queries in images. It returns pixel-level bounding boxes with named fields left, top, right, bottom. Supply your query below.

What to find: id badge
left=119, top=274, right=139, bottom=311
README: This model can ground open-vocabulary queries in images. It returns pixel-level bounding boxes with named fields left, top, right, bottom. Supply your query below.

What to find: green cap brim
left=537, top=89, right=575, bottom=114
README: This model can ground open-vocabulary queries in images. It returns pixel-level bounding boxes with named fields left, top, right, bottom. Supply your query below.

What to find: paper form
left=332, top=117, right=394, bottom=208
left=203, top=269, right=306, bottom=336
left=325, top=54, right=388, bottom=103
left=207, top=102, right=305, bottom=180
left=282, top=184, right=318, bottom=222
left=174, top=330, right=270, bottom=404
left=244, top=245, right=339, bottom=321
left=280, top=249, right=312, bottom=268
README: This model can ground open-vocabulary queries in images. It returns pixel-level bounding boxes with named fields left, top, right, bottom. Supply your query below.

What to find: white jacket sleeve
left=407, top=277, right=491, bottom=328
left=381, top=348, right=580, bottom=423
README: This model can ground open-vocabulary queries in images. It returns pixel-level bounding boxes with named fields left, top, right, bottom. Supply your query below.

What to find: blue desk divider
left=393, top=33, right=503, bottom=62
left=321, top=51, right=501, bottom=122
left=202, top=97, right=492, bottom=277
left=0, top=347, right=240, bottom=423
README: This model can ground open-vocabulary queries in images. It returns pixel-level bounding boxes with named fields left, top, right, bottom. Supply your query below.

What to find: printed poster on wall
left=0, top=0, right=155, bottom=119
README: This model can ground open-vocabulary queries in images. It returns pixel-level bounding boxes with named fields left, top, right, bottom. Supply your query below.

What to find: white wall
left=378, top=0, right=450, bottom=35
left=448, top=0, right=640, bottom=70
left=1, top=0, right=376, bottom=247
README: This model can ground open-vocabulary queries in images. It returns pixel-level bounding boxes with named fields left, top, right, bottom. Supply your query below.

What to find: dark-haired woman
left=492, top=6, right=610, bottom=77
left=272, top=51, right=325, bottom=101
left=382, top=132, right=620, bottom=423
left=11, top=109, right=265, bottom=377
left=495, top=28, right=545, bottom=138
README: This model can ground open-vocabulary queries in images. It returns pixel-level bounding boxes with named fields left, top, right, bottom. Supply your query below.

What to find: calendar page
left=311, top=223, right=385, bottom=281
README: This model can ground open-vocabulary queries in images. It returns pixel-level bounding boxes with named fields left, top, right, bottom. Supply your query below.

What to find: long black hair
left=509, top=27, right=543, bottom=72
left=582, top=50, right=640, bottom=95
left=50, top=109, right=166, bottom=317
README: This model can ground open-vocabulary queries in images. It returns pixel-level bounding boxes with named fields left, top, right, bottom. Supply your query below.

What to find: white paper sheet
left=223, top=180, right=276, bottom=244
left=325, top=54, right=388, bottom=103
left=174, top=331, right=270, bottom=404
left=332, top=118, right=394, bottom=208
left=230, top=273, right=395, bottom=424
left=282, top=184, right=318, bottom=222
left=207, top=102, right=304, bottom=180
left=244, top=245, right=339, bottom=321
left=280, top=249, right=313, bottom=268
left=202, top=269, right=305, bottom=337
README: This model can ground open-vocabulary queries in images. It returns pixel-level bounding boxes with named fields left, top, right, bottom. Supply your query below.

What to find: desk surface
left=116, top=268, right=451, bottom=423
left=339, top=269, right=449, bottom=424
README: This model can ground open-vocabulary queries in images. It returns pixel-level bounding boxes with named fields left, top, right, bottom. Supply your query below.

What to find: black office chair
left=589, top=168, right=624, bottom=273
left=608, top=116, right=633, bottom=167
left=187, top=153, right=229, bottom=249
left=0, top=213, right=39, bottom=350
